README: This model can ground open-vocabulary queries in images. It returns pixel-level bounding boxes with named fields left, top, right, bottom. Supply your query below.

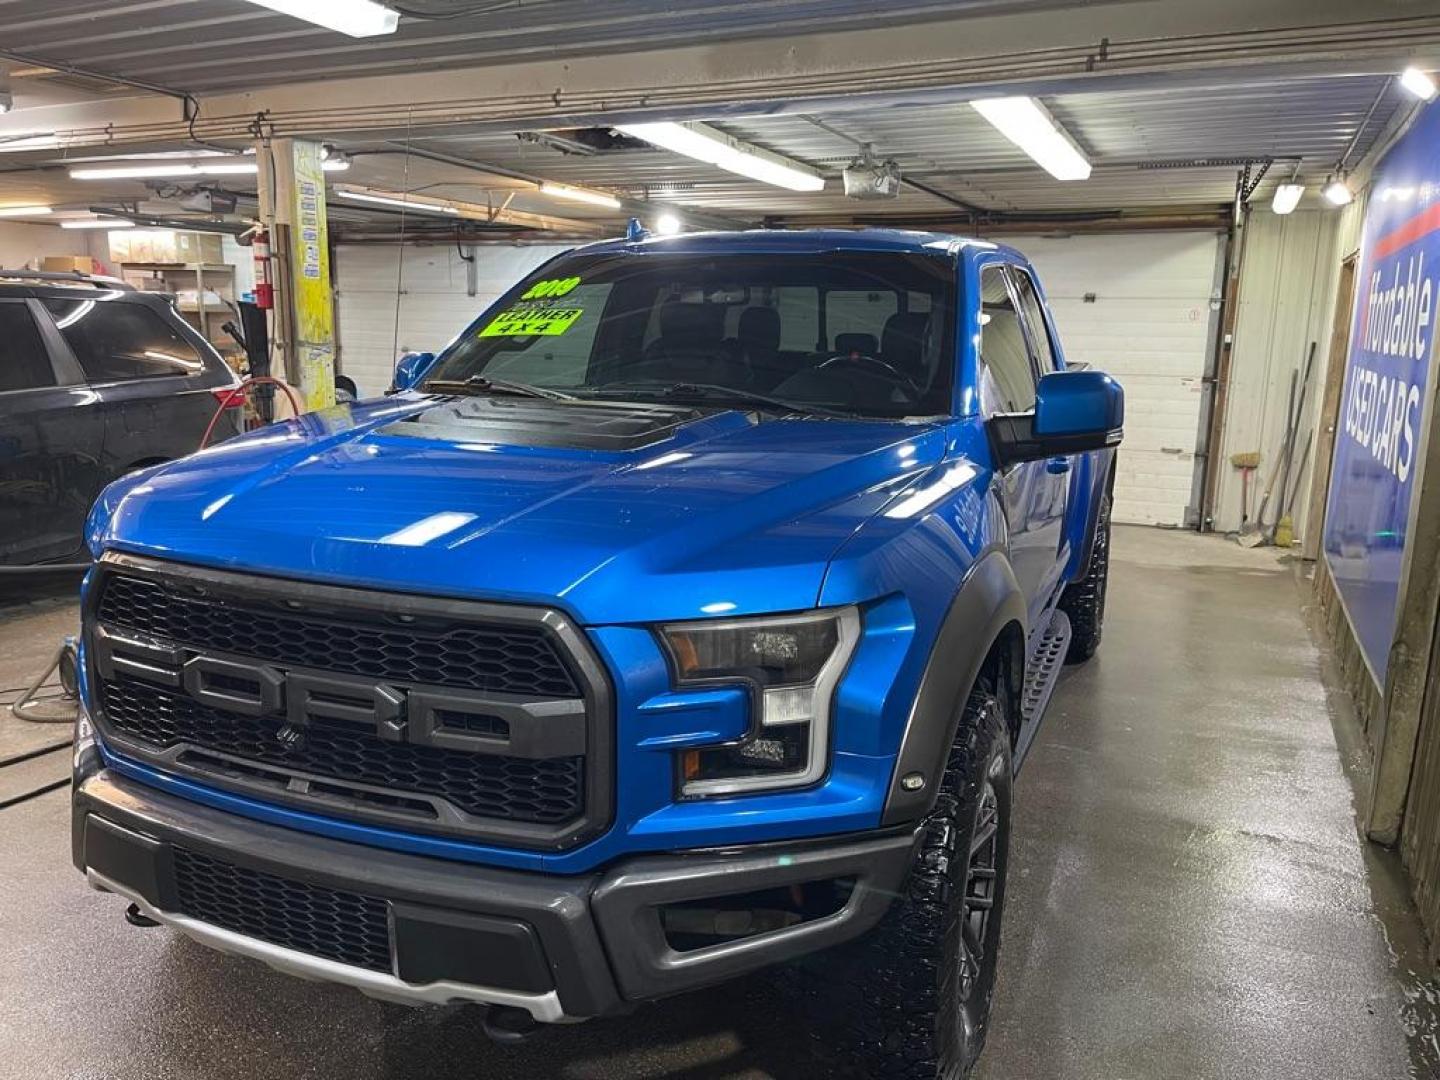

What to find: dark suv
left=0, top=271, right=241, bottom=567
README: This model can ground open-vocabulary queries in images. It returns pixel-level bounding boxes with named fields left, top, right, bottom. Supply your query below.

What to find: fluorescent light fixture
left=538, top=181, right=622, bottom=209
left=616, top=121, right=825, bottom=192
left=1323, top=176, right=1354, bottom=206
left=61, top=218, right=136, bottom=229
left=71, top=159, right=349, bottom=180
left=242, top=0, right=399, bottom=37
left=0, top=205, right=50, bottom=217
left=1271, top=183, right=1304, bottom=215
left=655, top=211, right=682, bottom=235
left=335, top=189, right=460, bottom=215
left=1401, top=66, right=1438, bottom=101
left=970, top=96, right=1092, bottom=181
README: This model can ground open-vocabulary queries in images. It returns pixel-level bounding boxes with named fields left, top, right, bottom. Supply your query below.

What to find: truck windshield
left=423, top=251, right=957, bottom=419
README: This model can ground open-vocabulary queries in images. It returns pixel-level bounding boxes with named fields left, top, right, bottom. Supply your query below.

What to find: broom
left=1231, top=450, right=1261, bottom=542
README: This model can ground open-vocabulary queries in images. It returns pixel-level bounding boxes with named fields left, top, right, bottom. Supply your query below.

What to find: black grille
left=103, top=676, right=585, bottom=824
left=172, top=846, right=392, bottom=973
left=98, top=572, right=578, bottom=698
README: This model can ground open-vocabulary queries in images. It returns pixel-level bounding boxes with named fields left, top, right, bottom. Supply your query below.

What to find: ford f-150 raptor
left=72, top=228, right=1122, bottom=1078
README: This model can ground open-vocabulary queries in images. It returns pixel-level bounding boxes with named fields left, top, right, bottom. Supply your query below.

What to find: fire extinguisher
left=253, top=228, right=274, bottom=310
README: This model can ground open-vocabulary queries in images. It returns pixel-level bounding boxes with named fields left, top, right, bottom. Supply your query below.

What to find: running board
left=1015, top=609, right=1071, bottom=768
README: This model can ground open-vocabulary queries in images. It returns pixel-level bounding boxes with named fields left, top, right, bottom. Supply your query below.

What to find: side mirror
left=990, top=369, right=1124, bottom=467
left=390, top=351, right=437, bottom=392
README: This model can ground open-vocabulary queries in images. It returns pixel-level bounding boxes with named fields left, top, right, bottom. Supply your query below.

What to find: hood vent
left=382, top=396, right=706, bottom=452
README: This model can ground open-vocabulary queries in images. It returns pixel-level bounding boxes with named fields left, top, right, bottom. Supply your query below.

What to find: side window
left=41, top=299, right=205, bottom=382
left=1011, top=269, right=1059, bottom=372
left=977, top=268, right=1037, bottom=414
left=0, top=303, right=56, bottom=393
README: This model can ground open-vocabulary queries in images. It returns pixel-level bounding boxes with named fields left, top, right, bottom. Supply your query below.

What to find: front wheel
left=1059, top=493, right=1111, bottom=663
left=784, top=684, right=1013, bottom=1078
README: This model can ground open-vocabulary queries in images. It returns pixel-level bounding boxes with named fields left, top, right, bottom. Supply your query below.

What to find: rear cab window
left=42, top=298, right=206, bottom=383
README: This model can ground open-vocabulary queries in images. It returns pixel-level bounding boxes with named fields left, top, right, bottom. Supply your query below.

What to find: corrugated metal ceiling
left=0, top=0, right=1079, bottom=94
left=415, top=74, right=1402, bottom=215
left=0, top=1, right=1414, bottom=223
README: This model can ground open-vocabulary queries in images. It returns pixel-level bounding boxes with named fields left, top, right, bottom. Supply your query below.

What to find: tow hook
left=481, top=1005, right=539, bottom=1044
left=124, top=902, right=160, bottom=928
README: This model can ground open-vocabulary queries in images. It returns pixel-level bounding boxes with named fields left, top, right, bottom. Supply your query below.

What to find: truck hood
left=90, top=394, right=947, bottom=623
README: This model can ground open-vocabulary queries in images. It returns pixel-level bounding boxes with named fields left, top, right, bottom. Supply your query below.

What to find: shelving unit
left=119, top=262, right=237, bottom=347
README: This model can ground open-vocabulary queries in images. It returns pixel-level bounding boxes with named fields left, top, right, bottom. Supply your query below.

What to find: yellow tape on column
left=290, top=140, right=335, bottom=411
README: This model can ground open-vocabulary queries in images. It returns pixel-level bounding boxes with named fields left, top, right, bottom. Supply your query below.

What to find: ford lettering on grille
left=83, top=557, right=613, bottom=850
left=92, top=625, right=586, bottom=760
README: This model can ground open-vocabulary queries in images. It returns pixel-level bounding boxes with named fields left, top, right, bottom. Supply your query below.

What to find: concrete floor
left=1, top=528, right=1436, bottom=1079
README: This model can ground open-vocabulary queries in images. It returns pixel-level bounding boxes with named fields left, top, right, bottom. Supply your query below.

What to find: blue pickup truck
left=71, top=228, right=1121, bottom=1077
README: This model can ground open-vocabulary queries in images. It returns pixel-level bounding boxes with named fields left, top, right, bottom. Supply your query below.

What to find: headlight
left=657, top=607, right=860, bottom=796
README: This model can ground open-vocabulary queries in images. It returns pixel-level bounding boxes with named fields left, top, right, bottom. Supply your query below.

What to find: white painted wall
left=1211, top=209, right=1343, bottom=540
left=334, top=243, right=572, bottom=397
left=1003, top=230, right=1225, bottom=527
left=0, top=220, right=96, bottom=268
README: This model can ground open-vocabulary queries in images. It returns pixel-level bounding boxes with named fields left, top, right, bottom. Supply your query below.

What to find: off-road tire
left=1058, top=494, right=1111, bottom=663
left=783, top=684, right=1013, bottom=1079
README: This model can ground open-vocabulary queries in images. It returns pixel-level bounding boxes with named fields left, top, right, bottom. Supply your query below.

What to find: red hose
left=199, top=376, right=305, bottom=450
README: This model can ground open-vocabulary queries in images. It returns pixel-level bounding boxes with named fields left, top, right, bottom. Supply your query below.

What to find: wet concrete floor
left=0, top=528, right=1435, bottom=1079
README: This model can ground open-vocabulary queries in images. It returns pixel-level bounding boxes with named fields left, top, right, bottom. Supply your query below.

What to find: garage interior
left=4, top=2, right=1440, bottom=1077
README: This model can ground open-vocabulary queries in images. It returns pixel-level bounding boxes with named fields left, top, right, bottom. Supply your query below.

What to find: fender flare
left=1072, top=448, right=1118, bottom=581
left=880, top=548, right=1027, bottom=826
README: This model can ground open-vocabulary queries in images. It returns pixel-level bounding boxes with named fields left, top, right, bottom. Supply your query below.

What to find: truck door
left=1009, top=266, right=1072, bottom=605
left=0, top=298, right=107, bottom=564
left=977, top=266, right=1061, bottom=630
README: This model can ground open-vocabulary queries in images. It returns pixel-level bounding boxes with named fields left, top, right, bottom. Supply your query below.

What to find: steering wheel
left=816, top=352, right=922, bottom=399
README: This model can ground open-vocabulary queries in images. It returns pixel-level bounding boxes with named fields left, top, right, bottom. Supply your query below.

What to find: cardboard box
left=41, top=255, right=100, bottom=274
left=176, top=232, right=225, bottom=264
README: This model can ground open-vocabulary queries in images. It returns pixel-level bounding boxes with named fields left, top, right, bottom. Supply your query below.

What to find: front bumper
left=74, top=768, right=919, bottom=1021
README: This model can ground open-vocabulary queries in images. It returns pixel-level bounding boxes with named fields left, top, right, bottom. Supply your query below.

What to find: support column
left=256, top=138, right=336, bottom=411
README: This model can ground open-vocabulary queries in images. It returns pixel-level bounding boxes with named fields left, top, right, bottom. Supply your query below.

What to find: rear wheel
left=784, top=683, right=1013, bottom=1078
left=1059, top=493, right=1111, bottom=663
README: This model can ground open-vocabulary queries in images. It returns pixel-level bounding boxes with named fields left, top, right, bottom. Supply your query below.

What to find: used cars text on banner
left=1324, top=100, right=1440, bottom=681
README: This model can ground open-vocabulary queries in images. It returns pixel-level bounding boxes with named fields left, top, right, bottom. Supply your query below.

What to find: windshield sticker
left=520, top=276, right=582, bottom=300
left=479, top=307, right=584, bottom=337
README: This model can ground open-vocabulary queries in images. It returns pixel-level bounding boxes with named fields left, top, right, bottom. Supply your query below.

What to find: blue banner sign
left=1324, top=100, right=1440, bottom=681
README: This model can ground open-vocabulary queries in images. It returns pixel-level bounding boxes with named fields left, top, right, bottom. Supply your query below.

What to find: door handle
left=1046, top=457, right=1071, bottom=475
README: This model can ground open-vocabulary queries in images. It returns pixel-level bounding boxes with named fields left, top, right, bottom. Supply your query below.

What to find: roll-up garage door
left=1005, top=231, right=1224, bottom=527
left=334, top=244, right=571, bottom=397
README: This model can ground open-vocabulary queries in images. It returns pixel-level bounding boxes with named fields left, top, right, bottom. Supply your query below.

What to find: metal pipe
left=357, top=143, right=751, bottom=231
left=0, top=48, right=189, bottom=102
left=1335, top=79, right=1392, bottom=172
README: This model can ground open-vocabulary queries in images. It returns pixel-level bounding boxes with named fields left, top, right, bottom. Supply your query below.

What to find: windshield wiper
left=583, top=380, right=855, bottom=418
left=423, top=374, right=576, bottom=401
